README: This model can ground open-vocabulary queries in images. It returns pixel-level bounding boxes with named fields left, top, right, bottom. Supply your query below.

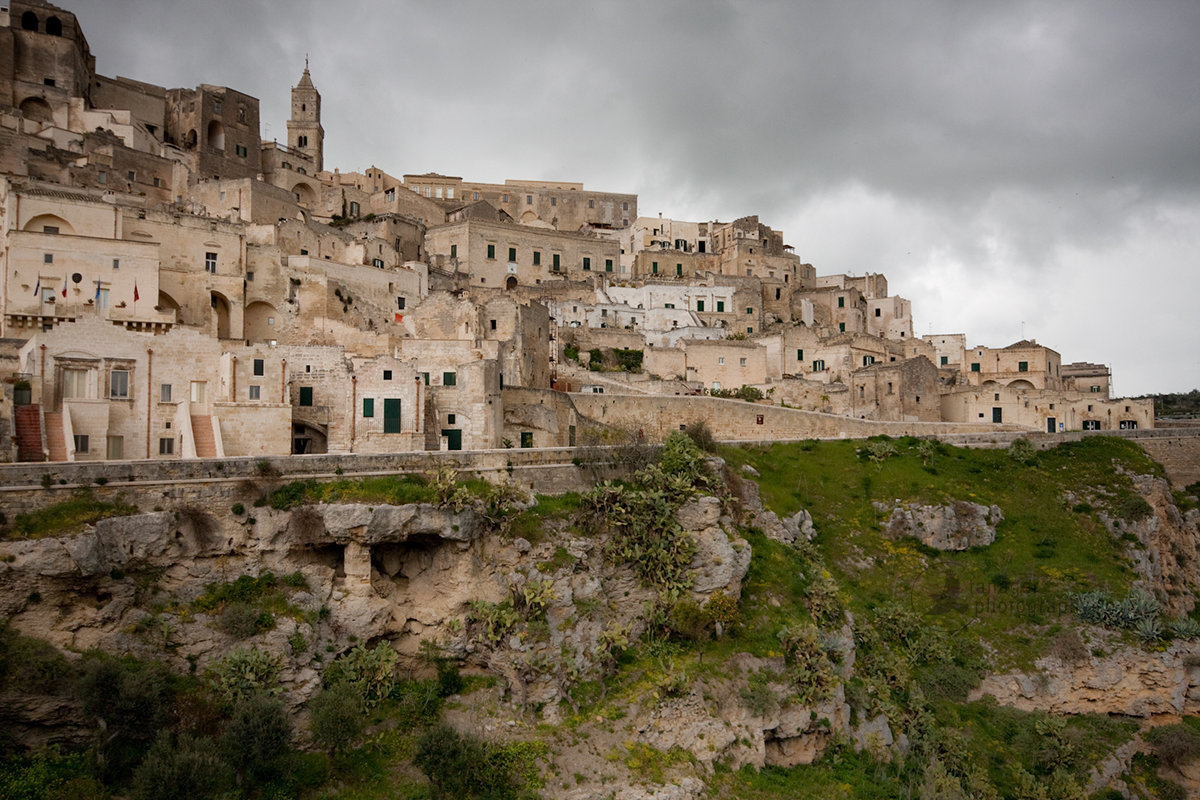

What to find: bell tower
left=287, top=61, right=324, bottom=171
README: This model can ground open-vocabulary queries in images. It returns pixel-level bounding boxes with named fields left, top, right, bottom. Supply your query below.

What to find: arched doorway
left=506, top=276, right=518, bottom=291
left=186, top=129, right=197, bottom=148
left=244, top=301, right=279, bottom=343
left=157, top=290, right=182, bottom=321
left=19, top=97, right=53, bottom=123
left=21, top=11, right=38, bottom=30
left=292, top=183, right=316, bottom=207
left=210, top=292, right=231, bottom=339
left=291, top=421, right=327, bottom=454
left=46, top=16, right=62, bottom=36
left=23, top=213, right=74, bottom=235
left=207, top=120, right=225, bottom=151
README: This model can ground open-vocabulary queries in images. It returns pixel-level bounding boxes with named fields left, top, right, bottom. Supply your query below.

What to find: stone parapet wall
left=568, top=393, right=1025, bottom=442
left=0, top=447, right=598, bottom=516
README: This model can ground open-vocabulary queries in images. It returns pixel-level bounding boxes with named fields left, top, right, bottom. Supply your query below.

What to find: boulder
left=885, top=501, right=1002, bottom=550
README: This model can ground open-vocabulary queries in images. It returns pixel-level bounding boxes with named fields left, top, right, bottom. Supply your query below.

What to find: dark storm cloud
left=71, top=0, right=1200, bottom=392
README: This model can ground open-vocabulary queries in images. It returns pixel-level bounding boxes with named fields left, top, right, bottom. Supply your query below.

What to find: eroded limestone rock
left=885, top=500, right=1002, bottom=551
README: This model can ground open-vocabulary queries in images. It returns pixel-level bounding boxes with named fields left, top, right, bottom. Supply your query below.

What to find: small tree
left=131, top=732, right=232, bottom=800
left=221, top=691, right=292, bottom=784
left=308, top=681, right=364, bottom=758
left=413, top=723, right=486, bottom=799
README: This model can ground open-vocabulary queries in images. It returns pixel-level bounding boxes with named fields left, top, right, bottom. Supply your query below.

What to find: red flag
left=62, top=276, right=67, bottom=297
left=134, top=283, right=139, bottom=302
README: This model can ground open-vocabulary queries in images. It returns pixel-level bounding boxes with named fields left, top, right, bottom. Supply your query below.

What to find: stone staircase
left=15, top=405, right=44, bottom=462
left=190, top=415, right=217, bottom=458
left=44, top=411, right=67, bottom=461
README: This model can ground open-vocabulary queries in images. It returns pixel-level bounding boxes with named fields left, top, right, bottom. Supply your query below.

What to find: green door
left=383, top=398, right=401, bottom=433
left=441, top=429, right=462, bottom=450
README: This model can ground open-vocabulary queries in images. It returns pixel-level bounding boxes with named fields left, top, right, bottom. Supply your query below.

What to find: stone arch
left=157, top=290, right=181, bottom=318
left=210, top=291, right=231, bottom=339
left=520, top=210, right=538, bottom=222
left=506, top=276, right=518, bottom=291
left=207, top=120, right=225, bottom=151
left=23, top=213, right=75, bottom=235
left=186, top=129, right=197, bottom=148
left=291, top=421, right=327, bottom=455
left=45, top=16, right=62, bottom=36
left=1007, top=379, right=1036, bottom=390
left=21, top=11, right=38, bottom=30
left=244, top=301, right=279, bottom=343
left=19, top=97, right=53, bottom=123
left=292, top=183, right=316, bottom=207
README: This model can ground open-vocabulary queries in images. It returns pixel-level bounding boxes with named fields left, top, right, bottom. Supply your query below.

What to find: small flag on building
left=134, top=283, right=139, bottom=302
left=34, top=277, right=40, bottom=296
left=95, top=280, right=101, bottom=300
left=62, top=276, right=67, bottom=298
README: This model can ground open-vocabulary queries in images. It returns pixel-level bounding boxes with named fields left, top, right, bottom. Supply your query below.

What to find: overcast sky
left=75, top=0, right=1200, bottom=396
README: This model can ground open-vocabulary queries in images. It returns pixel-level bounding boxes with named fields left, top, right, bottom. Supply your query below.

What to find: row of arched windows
left=22, top=11, right=64, bottom=36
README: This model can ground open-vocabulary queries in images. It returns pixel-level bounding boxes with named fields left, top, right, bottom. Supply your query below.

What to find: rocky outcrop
left=679, top=497, right=752, bottom=594
left=0, top=492, right=751, bottom=723
left=740, top=479, right=814, bottom=544
left=972, top=635, right=1200, bottom=718
left=883, top=500, right=1002, bottom=550
left=1097, top=472, right=1200, bottom=616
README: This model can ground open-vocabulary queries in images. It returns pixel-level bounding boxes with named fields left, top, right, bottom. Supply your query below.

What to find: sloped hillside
left=1, top=434, right=1198, bottom=800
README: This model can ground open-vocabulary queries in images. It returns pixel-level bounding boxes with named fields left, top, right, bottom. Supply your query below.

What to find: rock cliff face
left=883, top=500, right=1003, bottom=551
left=0, top=492, right=751, bottom=728
left=1102, top=473, right=1200, bottom=616
left=973, top=638, right=1200, bottom=718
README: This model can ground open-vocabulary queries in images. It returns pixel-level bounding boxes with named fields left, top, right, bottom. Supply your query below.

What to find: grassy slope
left=721, top=436, right=1168, bottom=671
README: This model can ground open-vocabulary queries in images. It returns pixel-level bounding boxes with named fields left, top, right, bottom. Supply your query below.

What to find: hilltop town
left=0, top=0, right=1153, bottom=464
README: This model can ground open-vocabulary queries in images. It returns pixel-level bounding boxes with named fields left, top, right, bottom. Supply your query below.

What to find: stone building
left=165, top=84, right=261, bottom=181
left=849, top=357, right=941, bottom=422
left=963, top=340, right=1063, bottom=391
left=425, top=216, right=621, bottom=291
left=1062, top=362, right=1111, bottom=399
left=0, top=1, right=95, bottom=126
left=17, top=314, right=291, bottom=461
left=941, top=384, right=1152, bottom=432
left=0, top=178, right=173, bottom=338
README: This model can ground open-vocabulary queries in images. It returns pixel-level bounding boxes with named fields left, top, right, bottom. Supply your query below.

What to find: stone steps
left=15, top=405, right=43, bottom=462
left=44, top=412, right=67, bottom=462
left=191, top=415, right=217, bottom=458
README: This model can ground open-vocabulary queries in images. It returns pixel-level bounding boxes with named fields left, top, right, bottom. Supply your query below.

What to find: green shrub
left=131, top=732, right=232, bottom=800
left=10, top=492, right=137, bottom=539
left=740, top=671, right=779, bottom=717
left=308, top=681, right=364, bottom=756
left=414, top=723, right=539, bottom=800
left=916, top=662, right=979, bottom=702
left=217, top=602, right=269, bottom=639
left=220, top=691, right=292, bottom=780
left=1146, top=723, right=1200, bottom=768
left=230, top=503, right=245, bottom=515
left=1008, top=438, right=1037, bottom=463
left=681, top=420, right=718, bottom=453
left=1117, top=492, right=1154, bottom=522
left=0, top=624, right=72, bottom=695
left=613, top=348, right=643, bottom=372
left=436, top=660, right=465, bottom=697
left=324, top=641, right=398, bottom=706
left=0, top=751, right=106, bottom=800
left=192, top=572, right=278, bottom=612
left=206, top=646, right=281, bottom=709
